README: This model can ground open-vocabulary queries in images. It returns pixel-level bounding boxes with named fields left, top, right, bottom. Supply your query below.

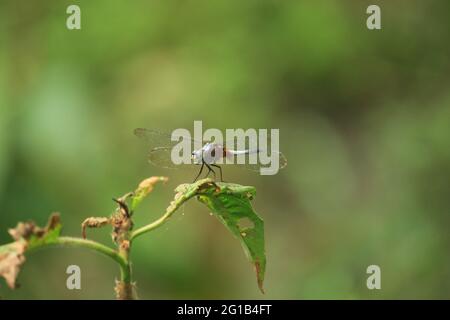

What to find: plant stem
left=130, top=181, right=203, bottom=241
left=130, top=210, right=172, bottom=241
left=116, top=244, right=134, bottom=299
left=130, top=179, right=214, bottom=241
left=119, top=255, right=131, bottom=284
left=28, top=236, right=129, bottom=281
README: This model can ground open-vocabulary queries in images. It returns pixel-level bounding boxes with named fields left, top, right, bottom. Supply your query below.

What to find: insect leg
left=204, top=162, right=216, bottom=180
left=193, top=162, right=205, bottom=182
left=211, top=164, right=223, bottom=182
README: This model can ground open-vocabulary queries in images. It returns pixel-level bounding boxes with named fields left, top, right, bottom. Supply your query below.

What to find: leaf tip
left=255, top=261, right=265, bottom=294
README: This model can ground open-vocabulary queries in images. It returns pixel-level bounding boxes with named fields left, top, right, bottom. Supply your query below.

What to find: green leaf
left=27, top=223, right=62, bottom=250
left=175, top=179, right=266, bottom=293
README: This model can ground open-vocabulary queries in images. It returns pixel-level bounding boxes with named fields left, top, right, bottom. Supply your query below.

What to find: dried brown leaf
left=0, top=242, right=27, bottom=289
left=81, top=217, right=111, bottom=239
left=130, top=176, right=168, bottom=211
left=0, top=213, right=62, bottom=289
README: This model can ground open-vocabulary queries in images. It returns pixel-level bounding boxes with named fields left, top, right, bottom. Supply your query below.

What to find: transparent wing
left=134, top=128, right=198, bottom=149
left=135, top=128, right=201, bottom=170
left=147, top=147, right=178, bottom=169
left=146, top=147, right=198, bottom=170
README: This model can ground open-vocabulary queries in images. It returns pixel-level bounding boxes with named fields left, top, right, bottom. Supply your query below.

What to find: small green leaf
left=27, top=224, right=62, bottom=250
left=175, top=179, right=266, bottom=293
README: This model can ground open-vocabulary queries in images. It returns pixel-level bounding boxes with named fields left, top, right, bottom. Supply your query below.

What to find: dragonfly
left=134, top=128, right=287, bottom=182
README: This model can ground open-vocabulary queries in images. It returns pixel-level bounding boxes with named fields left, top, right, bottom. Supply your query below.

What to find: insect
left=134, top=128, right=287, bottom=182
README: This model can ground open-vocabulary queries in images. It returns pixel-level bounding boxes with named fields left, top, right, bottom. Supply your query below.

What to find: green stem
left=117, top=242, right=131, bottom=283
left=28, top=236, right=129, bottom=280
left=130, top=210, right=172, bottom=241
left=116, top=244, right=134, bottom=299
left=130, top=180, right=206, bottom=241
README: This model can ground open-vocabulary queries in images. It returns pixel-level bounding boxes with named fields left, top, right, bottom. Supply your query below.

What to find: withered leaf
left=0, top=213, right=62, bottom=289
left=130, top=176, right=168, bottom=211
left=0, top=241, right=26, bottom=289
left=81, top=217, right=111, bottom=239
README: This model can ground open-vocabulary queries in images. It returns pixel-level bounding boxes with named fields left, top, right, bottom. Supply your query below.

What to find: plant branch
left=1, top=177, right=267, bottom=298
left=27, top=236, right=129, bottom=279
left=130, top=210, right=173, bottom=241
left=130, top=192, right=190, bottom=240
left=130, top=178, right=215, bottom=241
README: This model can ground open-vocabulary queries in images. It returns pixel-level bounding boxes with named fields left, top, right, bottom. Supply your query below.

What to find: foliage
left=0, top=177, right=266, bottom=298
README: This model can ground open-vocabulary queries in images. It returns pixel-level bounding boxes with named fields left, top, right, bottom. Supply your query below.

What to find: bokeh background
left=1, top=0, right=449, bottom=299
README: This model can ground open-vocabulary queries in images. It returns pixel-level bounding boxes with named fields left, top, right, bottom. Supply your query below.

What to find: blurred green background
left=1, top=0, right=449, bottom=299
